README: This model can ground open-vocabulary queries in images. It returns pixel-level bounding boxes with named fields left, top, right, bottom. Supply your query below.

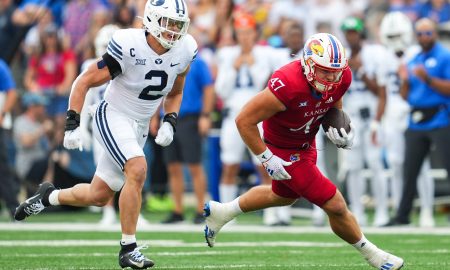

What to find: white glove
left=155, top=122, right=174, bottom=147
left=63, top=128, right=83, bottom=150
left=257, top=148, right=292, bottom=180
left=325, top=122, right=355, bottom=150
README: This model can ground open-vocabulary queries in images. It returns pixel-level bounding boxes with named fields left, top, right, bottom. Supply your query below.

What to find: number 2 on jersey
left=138, top=70, right=168, bottom=100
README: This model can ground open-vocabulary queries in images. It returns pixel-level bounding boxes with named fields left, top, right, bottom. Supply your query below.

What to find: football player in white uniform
left=14, top=0, right=196, bottom=268
left=80, top=24, right=151, bottom=227
left=340, top=17, right=389, bottom=227
left=379, top=12, right=435, bottom=227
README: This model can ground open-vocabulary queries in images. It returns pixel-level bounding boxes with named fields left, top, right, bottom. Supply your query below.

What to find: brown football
left=321, top=108, right=351, bottom=136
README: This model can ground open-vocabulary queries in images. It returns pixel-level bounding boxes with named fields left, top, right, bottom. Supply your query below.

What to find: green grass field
left=1, top=209, right=449, bottom=269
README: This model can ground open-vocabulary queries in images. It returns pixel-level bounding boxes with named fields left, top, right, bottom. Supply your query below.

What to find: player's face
left=315, top=65, right=342, bottom=83
left=160, top=17, right=187, bottom=41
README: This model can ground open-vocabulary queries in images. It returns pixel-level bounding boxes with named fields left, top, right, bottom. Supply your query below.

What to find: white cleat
left=203, top=201, right=233, bottom=248
left=365, top=250, right=404, bottom=270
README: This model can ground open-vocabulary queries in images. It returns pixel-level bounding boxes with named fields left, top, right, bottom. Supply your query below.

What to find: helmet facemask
left=156, top=16, right=189, bottom=48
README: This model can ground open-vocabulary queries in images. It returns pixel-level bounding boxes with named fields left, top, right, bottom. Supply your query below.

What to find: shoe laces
left=129, top=245, right=149, bottom=262
left=24, top=200, right=45, bottom=216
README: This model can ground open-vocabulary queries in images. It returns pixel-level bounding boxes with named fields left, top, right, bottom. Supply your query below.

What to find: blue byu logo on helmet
left=150, top=0, right=165, bottom=6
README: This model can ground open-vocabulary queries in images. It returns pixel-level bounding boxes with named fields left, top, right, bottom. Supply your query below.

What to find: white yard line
left=0, top=239, right=344, bottom=247
left=1, top=222, right=450, bottom=235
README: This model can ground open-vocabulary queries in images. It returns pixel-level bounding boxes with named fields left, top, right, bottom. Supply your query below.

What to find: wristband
left=424, top=75, right=432, bottom=85
left=65, top=110, right=80, bottom=131
left=163, top=112, right=178, bottom=133
left=256, top=148, right=273, bottom=163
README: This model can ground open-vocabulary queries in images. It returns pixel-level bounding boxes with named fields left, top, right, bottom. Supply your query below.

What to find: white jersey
left=215, top=45, right=278, bottom=116
left=104, top=29, right=197, bottom=121
left=381, top=46, right=420, bottom=130
left=344, top=44, right=386, bottom=118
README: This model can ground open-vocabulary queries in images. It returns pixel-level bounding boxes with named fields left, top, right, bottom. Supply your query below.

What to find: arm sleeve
left=102, top=53, right=122, bottom=79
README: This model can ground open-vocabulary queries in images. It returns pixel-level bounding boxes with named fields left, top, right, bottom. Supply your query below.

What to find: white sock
left=121, top=234, right=136, bottom=246
left=48, top=190, right=60, bottom=206
left=352, top=235, right=377, bottom=256
left=223, top=197, right=243, bottom=217
left=219, top=184, right=238, bottom=203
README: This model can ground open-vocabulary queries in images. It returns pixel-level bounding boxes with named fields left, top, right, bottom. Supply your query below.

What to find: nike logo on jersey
left=135, top=59, right=146, bottom=65
left=25, top=194, right=40, bottom=204
left=143, top=134, right=148, bottom=138
left=170, top=63, right=180, bottom=67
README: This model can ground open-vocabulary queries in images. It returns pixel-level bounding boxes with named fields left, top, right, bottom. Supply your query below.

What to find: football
left=321, top=108, right=351, bottom=136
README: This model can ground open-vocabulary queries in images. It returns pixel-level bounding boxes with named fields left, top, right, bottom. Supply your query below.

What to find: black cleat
left=119, top=245, right=154, bottom=269
left=161, top=212, right=184, bottom=224
left=14, top=182, right=55, bottom=221
left=382, top=218, right=411, bottom=227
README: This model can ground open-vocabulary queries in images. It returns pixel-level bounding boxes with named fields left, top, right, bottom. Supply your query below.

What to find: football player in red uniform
left=204, top=33, right=404, bottom=270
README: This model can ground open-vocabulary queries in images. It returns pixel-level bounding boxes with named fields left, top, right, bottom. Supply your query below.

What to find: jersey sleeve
left=180, top=35, right=198, bottom=73
left=106, top=30, right=128, bottom=74
left=267, top=69, right=291, bottom=106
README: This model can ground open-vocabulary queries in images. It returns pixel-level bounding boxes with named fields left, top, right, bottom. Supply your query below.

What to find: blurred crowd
left=1, top=0, right=450, bottom=226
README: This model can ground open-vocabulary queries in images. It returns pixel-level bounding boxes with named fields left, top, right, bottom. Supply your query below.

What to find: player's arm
left=64, top=59, right=111, bottom=150
left=68, top=59, right=111, bottom=114
left=236, top=87, right=285, bottom=155
left=237, top=88, right=292, bottom=180
left=163, top=65, right=190, bottom=114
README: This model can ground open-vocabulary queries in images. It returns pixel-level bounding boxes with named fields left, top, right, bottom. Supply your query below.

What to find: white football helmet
left=300, top=33, right=348, bottom=97
left=380, top=12, right=413, bottom=54
left=95, top=24, right=120, bottom=58
left=143, top=0, right=190, bottom=49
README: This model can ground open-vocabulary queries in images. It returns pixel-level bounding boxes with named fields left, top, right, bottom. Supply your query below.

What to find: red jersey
left=263, top=60, right=352, bottom=149
left=30, top=50, right=76, bottom=90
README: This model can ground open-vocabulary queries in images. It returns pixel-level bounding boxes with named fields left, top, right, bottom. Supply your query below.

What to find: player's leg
left=14, top=174, right=115, bottom=221
left=417, top=159, right=435, bottom=227
left=366, top=140, right=389, bottom=227
left=188, top=163, right=207, bottom=223
left=343, top=132, right=367, bottom=226
left=321, top=191, right=404, bottom=269
left=179, top=116, right=207, bottom=223
left=392, top=129, right=429, bottom=225
left=257, top=165, right=280, bottom=226
left=163, top=162, right=185, bottom=223
left=94, top=101, right=153, bottom=268
left=219, top=116, right=245, bottom=202
left=204, top=185, right=295, bottom=247
left=120, top=156, right=147, bottom=235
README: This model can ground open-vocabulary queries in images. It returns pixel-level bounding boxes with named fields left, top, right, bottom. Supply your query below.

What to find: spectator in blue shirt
left=158, top=55, right=215, bottom=224
left=0, top=58, right=18, bottom=220
left=387, top=18, right=450, bottom=226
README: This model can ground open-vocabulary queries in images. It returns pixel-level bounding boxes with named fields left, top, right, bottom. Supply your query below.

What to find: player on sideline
left=14, top=0, right=196, bottom=268
left=204, top=33, right=404, bottom=269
